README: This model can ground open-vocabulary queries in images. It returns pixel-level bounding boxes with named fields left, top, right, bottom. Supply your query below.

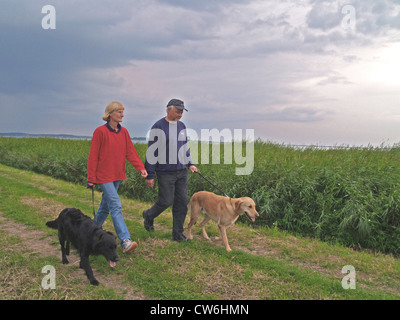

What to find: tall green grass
left=1, top=137, right=399, bottom=254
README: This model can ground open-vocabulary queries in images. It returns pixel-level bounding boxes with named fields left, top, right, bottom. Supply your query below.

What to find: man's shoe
left=142, top=210, right=154, bottom=231
left=172, top=233, right=191, bottom=242
left=122, top=239, right=138, bottom=253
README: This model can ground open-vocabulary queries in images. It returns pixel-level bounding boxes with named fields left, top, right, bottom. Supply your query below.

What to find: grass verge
left=0, top=163, right=399, bottom=300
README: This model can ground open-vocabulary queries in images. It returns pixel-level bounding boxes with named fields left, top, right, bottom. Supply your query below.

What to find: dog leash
left=194, top=171, right=230, bottom=198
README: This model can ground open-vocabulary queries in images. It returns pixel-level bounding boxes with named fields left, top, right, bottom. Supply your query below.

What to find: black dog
left=46, top=208, right=119, bottom=286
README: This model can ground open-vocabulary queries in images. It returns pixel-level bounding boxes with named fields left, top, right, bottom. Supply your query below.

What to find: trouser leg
left=172, top=170, right=189, bottom=236
left=97, top=181, right=131, bottom=246
left=145, top=170, right=189, bottom=237
left=146, top=173, right=175, bottom=220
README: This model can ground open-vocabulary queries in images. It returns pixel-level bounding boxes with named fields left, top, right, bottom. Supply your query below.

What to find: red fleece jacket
left=87, top=124, right=145, bottom=184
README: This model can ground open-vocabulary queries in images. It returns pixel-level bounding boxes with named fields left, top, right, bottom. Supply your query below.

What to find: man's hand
left=146, top=179, right=155, bottom=189
left=189, top=165, right=198, bottom=173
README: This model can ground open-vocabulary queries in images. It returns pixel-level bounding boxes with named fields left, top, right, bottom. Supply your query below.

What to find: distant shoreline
left=0, top=132, right=147, bottom=142
left=0, top=132, right=394, bottom=150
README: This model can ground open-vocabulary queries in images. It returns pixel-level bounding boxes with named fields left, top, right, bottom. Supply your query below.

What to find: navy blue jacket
left=145, top=118, right=193, bottom=179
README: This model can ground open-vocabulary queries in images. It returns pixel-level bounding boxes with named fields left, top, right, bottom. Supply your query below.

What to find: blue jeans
left=95, top=181, right=131, bottom=246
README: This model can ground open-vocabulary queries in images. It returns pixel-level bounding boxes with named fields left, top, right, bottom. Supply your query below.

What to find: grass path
left=0, top=163, right=399, bottom=300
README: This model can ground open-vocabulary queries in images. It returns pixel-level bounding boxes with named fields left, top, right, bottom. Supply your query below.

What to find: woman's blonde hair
left=102, top=101, right=125, bottom=122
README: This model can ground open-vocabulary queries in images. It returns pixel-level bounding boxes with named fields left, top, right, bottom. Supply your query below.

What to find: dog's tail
left=46, top=219, right=59, bottom=229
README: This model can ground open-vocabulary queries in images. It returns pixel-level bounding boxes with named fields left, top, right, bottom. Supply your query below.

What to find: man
left=143, top=99, right=197, bottom=241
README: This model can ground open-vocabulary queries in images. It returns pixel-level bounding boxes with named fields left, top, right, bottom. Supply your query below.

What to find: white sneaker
left=122, top=239, right=138, bottom=253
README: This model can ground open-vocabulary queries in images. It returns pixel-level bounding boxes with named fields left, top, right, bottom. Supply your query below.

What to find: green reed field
left=0, top=137, right=399, bottom=254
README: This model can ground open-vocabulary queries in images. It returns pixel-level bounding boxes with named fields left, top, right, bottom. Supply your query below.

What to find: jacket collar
left=105, top=122, right=121, bottom=134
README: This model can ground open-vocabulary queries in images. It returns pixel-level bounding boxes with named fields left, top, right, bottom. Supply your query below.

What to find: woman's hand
left=140, top=169, right=148, bottom=178
left=87, top=182, right=95, bottom=190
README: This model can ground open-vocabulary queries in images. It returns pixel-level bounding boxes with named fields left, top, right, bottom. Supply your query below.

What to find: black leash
left=195, top=171, right=230, bottom=198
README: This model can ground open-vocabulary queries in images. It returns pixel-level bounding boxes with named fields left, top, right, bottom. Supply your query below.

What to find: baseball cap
left=167, top=99, right=188, bottom=112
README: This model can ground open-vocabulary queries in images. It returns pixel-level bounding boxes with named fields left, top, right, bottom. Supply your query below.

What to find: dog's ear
left=234, top=199, right=243, bottom=212
left=106, top=231, right=117, bottom=241
left=93, top=233, right=103, bottom=243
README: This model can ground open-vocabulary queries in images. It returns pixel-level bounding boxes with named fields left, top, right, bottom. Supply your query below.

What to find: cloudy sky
left=1, top=0, right=400, bottom=146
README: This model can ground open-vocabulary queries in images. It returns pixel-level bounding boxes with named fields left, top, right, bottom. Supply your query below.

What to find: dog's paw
left=90, top=279, right=99, bottom=286
left=62, top=259, right=69, bottom=264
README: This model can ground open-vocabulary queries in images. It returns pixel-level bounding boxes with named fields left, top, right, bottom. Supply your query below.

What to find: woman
left=87, top=101, right=148, bottom=253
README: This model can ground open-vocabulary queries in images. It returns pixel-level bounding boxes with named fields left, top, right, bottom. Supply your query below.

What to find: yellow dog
left=186, top=191, right=259, bottom=251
